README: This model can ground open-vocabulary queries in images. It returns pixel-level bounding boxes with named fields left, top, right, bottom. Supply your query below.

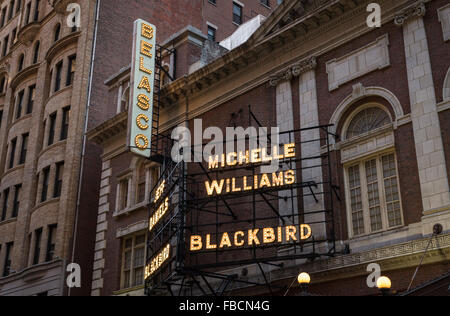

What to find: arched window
left=54, top=23, right=61, bottom=42
left=346, top=107, right=391, bottom=139
left=18, top=54, right=25, bottom=72
left=343, top=105, right=403, bottom=237
left=33, top=41, right=40, bottom=64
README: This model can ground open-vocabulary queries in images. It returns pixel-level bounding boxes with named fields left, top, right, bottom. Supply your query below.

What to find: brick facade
left=88, top=0, right=450, bottom=296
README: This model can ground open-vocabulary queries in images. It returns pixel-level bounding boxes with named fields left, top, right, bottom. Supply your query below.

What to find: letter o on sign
left=135, top=134, right=149, bottom=150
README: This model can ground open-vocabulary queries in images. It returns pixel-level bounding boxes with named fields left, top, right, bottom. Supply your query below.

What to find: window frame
left=120, top=233, right=147, bottom=290
left=344, top=150, right=404, bottom=238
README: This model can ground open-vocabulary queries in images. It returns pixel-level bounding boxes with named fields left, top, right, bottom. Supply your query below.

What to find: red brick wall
left=315, top=21, right=411, bottom=124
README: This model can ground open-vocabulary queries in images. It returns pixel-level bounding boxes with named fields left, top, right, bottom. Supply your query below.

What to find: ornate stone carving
left=394, top=1, right=428, bottom=26
left=269, top=56, right=317, bottom=87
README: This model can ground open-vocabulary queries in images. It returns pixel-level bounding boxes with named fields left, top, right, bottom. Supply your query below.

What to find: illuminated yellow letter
left=263, top=228, right=276, bottom=244
left=137, top=94, right=150, bottom=110
left=140, top=41, right=153, bottom=58
left=190, top=236, right=202, bottom=251
left=300, top=224, right=312, bottom=240
left=234, top=231, right=245, bottom=247
left=286, top=226, right=298, bottom=242
left=141, top=23, right=154, bottom=39
left=205, top=180, right=225, bottom=196
left=138, top=76, right=152, bottom=93
left=219, top=233, right=232, bottom=248
left=248, top=229, right=260, bottom=246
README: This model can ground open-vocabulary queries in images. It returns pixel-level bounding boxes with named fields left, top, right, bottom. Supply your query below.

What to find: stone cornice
left=269, top=56, right=317, bottom=87
left=87, top=112, right=128, bottom=145
left=394, top=0, right=430, bottom=26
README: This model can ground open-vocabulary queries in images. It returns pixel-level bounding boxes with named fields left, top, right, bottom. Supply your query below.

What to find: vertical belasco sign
left=128, top=19, right=156, bottom=158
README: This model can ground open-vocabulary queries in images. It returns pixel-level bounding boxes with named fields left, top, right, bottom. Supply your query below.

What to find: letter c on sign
left=136, top=114, right=149, bottom=130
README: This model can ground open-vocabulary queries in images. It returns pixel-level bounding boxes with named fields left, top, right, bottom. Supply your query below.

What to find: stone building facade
left=90, top=0, right=450, bottom=296
left=0, top=0, right=278, bottom=296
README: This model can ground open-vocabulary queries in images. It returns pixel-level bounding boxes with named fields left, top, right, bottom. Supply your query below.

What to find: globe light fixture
left=297, top=272, right=311, bottom=295
left=297, top=272, right=311, bottom=285
left=377, top=276, right=392, bottom=296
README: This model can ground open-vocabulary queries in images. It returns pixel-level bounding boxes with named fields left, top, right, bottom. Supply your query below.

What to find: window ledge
left=38, top=140, right=67, bottom=161
left=0, top=217, right=17, bottom=227
left=113, top=285, right=144, bottom=296
left=348, top=225, right=407, bottom=242
left=45, top=85, right=73, bottom=105
left=113, top=202, right=148, bottom=218
left=32, top=198, right=60, bottom=215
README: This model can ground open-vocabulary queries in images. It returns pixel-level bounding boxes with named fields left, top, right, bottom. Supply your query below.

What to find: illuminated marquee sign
left=190, top=224, right=312, bottom=252
left=186, top=143, right=314, bottom=253
left=205, top=144, right=297, bottom=196
left=128, top=19, right=156, bottom=158
left=145, top=243, right=171, bottom=280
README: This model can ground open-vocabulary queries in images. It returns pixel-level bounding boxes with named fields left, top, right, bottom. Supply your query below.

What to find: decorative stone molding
left=394, top=1, right=428, bottom=26
left=438, top=4, right=450, bottom=42
left=269, top=56, right=316, bottom=87
left=326, top=35, right=390, bottom=91
left=329, top=84, right=405, bottom=138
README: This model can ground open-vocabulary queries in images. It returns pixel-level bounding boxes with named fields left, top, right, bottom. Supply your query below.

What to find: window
left=54, top=23, right=61, bottom=42
left=53, top=162, right=64, bottom=198
left=137, top=164, right=147, bottom=204
left=48, top=112, right=56, bottom=146
left=121, top=234, right=146, bottom=289
left=41, top=166, right=50, bottom=202
left=60, top=106, right=70, bottom=140
left=45, top=224, right=57, bottom=262
left=8, top=137, right=17, bottom=169
left=15, top=90, right=24, bottom=119
left=33, top=0, right=40, bottom=22
left=118, top=179, right=129, bottom=211
left=260, top=0, right=270, bottom=7
left=3, top=35, right=9, bottom=56
left=343, top=107, right=403, bottom=237
left=33, top=41, right=40, bottom=64
left=26, top=85, right=35, bottom=114
left=8, top=1, right=14, bottom=21
left=66, top=55, right=76, bottom=86
left=24, top=2, right=31, bottom=25
left=54, top=61, right=62, bottom=92
left=346, top=107, right=391, bottom=139
left=1, top=188, right=9, bottom=221
left=19, top=133, right=28, bottom=164
left=32, top=228, right=42, bottom=265
left=0, top=7, right=6, bottom=28
left=207, top=25, right=216, bottom=42
left=17, top=54, right=24, bottom=72
left=233, top=2, right=243, bottom=25
left=0, top=76, right=6, bottom=93
left=3, top=242, right=13, bottom=277
left=12, top=184, right=21, bottom=218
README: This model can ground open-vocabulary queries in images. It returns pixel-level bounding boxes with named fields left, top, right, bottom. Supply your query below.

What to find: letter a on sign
left=128, top=19, right=157, bottom=158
